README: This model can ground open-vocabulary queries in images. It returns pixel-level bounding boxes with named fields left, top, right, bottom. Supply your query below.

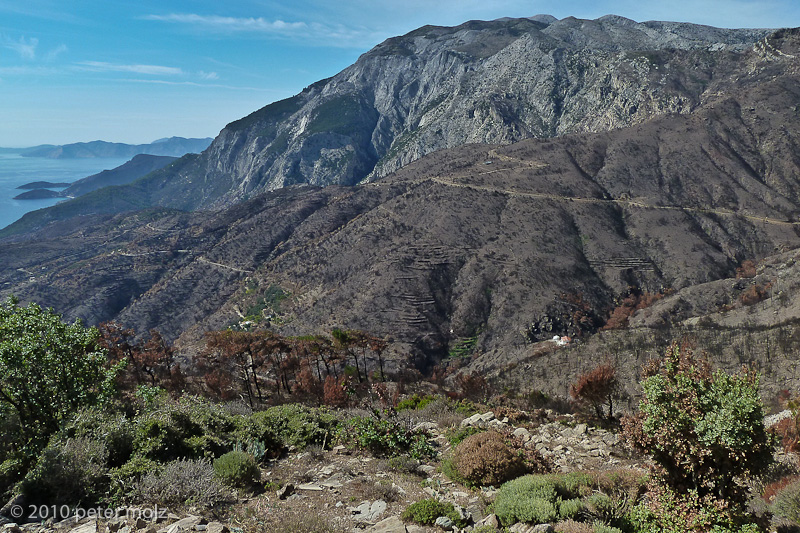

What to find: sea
left=0, top=154, right=130, bottom=231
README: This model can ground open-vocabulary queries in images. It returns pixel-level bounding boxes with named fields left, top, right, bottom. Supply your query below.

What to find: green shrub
left=20, top=437, right=109, bottom=508
left=449, top=431, right=527, bottom=487
left=622, top=343, right=774, bottom=509
left=335, top=415, right=435, bottom=459
left=131, top=458, right=231, bottom=508
left=213, top=451, right=260, bottom=488
left=772, top=476, right=800, bottom=525
left=626, top=486, right=763, bottom=533
left=58, top=408, right=134, bottom=468
left=108, top=456, right=162, bottom=505
left=493, top=475, right=560, bottom=526
left=559, top=498, right=585, bottom=520
left=396, top=394, right=437, bottom=411
left=132, top=396, right=237, bottom=461
left=0, top=297, right=122, bottom=453
left=445, top=425, right=484, bottom=446
left=493, top=474, right=598, bottom=527
left=246, top=404, right=338, bottom=450
left=401, top=498, right=465, bottom=527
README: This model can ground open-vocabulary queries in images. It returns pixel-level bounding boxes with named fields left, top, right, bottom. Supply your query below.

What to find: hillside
left=0, top=15, right=778, bottom=239
left=1, top=27, right=799, bottom=397
left=60, top=154, right=178, bottom=198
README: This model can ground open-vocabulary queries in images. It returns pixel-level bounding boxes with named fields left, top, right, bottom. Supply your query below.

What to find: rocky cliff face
left=116, top=16, right=773, bottom=211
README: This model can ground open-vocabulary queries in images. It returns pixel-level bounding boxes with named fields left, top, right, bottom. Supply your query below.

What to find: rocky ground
left=2, top=407, right=794, bottom=533
left=0, top=409, right=648, bottom=533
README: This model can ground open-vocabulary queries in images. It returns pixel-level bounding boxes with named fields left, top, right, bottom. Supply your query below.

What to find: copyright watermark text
left=7, top=504, right=167, bottom=522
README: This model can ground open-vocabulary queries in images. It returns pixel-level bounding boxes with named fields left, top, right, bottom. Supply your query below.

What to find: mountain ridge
left=0, top=15, right=782, bottom=239
left=17, top=137, right=212, bottom=159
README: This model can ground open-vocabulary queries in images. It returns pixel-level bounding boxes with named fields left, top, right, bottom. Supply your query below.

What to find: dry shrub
left=450, top=431, right=528, bottom=487
left=570, top=363, right=619, bottom=421
left=773, top=417, right=800, bottom=453
left=554, top=519, right=593, bottom=533
left=132, top=458, right=231, bottom=509
left=349, top=477, right=400, bottom=502
left=736, top=260, right=758, bottom=279
left=740, top=283, right=772, bottom=306
left=602, top=289, right=664, bottom=330
left=456, top=372, right=493, bottom=402
left=763, top=474, right=800, bottom=504
left=323, top=375, right=348, bottom=407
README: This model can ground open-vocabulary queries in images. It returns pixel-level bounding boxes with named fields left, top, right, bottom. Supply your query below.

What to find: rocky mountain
left=0, top=15, right=777, bottom=239
left=20, top=137, right=212, bottom=159
left=1, top=26, right=799, bottom=395
left=1, top=20, right=800, bottom=398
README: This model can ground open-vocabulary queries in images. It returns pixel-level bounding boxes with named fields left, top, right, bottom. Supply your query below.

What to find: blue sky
left=1, top=0, right=799, bottom=147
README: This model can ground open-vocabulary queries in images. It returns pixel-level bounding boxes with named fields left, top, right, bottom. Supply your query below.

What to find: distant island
left=12, top=154, right=178, bottom=201
left=16, top=181, right=71, bottom=189
left=13, top=189, right=63, bottom=200
left=0, top=136, right=212, bottom=159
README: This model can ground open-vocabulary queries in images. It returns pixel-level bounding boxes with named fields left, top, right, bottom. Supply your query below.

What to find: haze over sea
left=0, top=154, right=129, bottom=231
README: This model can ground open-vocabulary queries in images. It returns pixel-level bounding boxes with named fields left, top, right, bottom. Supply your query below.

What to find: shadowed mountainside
left=1, top=27, right=799, bottom=378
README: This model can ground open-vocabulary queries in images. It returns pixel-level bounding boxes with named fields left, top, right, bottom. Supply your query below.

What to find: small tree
left=623, top=342, right=774, bottom=517
left=0, top=297, right=121, bottom=450
left=570, top=362, right=619, bottom=421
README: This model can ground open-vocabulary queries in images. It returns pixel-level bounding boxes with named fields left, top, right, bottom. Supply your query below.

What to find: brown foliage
left=570, top=362, right=619, bottom=421
left=736, top=259, right=758, bottom=279
left=602, top=288, right=665, bottom=330
left=98, top=322, right=182, bottom=394
left=762, top=474, right=800, bottom=503
left=455, top=372, right=492, bottom=402
left=323, top=375, right=348, bottom=408
left=740, top=282, right=772, bottom=306
left=451, top=431, right=529, bottom=486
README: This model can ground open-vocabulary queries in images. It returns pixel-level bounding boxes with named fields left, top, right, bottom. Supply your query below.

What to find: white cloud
left=2, top=35, right=38, bottom=60
left=76, top=61, right=184, bottom=76
left=143, top=13, right=382, bottom=47
left=198, top=71, right=219, bottom=80
left=44, top=44, right=67, bottom=62
left=144, top=14, right=307, bottom=33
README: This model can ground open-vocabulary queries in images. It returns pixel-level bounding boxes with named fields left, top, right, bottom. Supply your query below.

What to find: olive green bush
left=335, top=415, right=435, bottom=459
left=622, top=343, right=773, bottom=532
left=213, top=450, right=260, bottom=488
left=246, top=404, right=338, bottom=450
left=401, top=498, right=465, bottom=527
left=492, top=473, right=614, bottom=527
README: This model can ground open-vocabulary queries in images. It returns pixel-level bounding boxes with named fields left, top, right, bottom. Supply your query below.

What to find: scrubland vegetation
left=2, top=295, right=800, bottom=533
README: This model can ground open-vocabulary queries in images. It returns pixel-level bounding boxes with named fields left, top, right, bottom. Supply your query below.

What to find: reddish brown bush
left=570, top=363, right=619, bottom=421
left=450, top=431, right=528, bottom=487
left=602, top=289, right=665, bottom=330
left=736, top=259, right=757, bottom=279
left=740, top=283, right=772, bottom=306
left=323, top=375, right=348, bottom=407
left=455, top=372, right=492, bottom=402
left=763, top=474, right=800, bottom=503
